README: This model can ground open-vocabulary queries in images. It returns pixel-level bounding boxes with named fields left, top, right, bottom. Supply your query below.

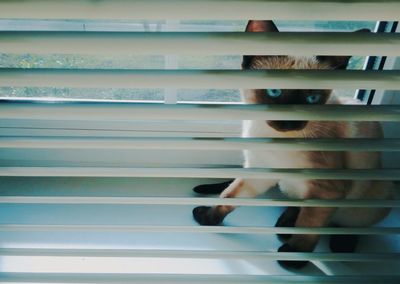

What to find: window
left=0, top=20, right=379, bottom=103
left=0, top=0, right=399, bottom=281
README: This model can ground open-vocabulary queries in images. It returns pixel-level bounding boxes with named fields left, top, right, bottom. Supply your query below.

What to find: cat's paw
left=329, top=234, right=359, bottom=253
left=275, top=207, right=300, bottom=242
left=193, top=180, right=234, bottom=195
left=277, top=243, right=309, bottom=269
left=193, top=206, right=224, bottom=226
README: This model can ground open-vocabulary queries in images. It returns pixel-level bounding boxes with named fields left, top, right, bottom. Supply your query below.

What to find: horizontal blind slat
left=0, top=225, right=398, bottom=235
left=1, top=137, right=400, bottom=151
left=0, top=0, right=398, bottom=21
left=0, top=128, right=239, bottom=138
left=1, top=167, right=399, bottom=180
left=1, top=273, right=399, bottom=284
left=1, top=32, right=399, bottom=56
left=0, top=196, right=397, bottom=208
left=0, top=248, right=399, bottom=262
left=2, top=103, right=400, bottom=122
left=1, top=69, right=399, bottom=90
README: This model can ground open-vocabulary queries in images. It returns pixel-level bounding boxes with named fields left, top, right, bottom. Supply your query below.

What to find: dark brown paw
left=275, top=207, right=300, bottom=242
left=193, top=180, right=234, bottom=195
left=277, top=243, right=309, bottom=269
left=193, top=206, right=224, bottom=226
left=329, top=234, right=359, bottom=253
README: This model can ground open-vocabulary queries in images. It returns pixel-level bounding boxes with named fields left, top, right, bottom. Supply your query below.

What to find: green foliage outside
left=0, top=20, right=376, bottom=102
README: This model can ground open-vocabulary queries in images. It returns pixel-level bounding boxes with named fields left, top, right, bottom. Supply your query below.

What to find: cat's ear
left=354, top=28, right=371, bottom=33
left=316, top=55, right=352, bottom=70
left=245, top=20, right=279, bottom=33
left=242, top=21, right=279, bottom=69
left=316, top=29, right=370, bottom=70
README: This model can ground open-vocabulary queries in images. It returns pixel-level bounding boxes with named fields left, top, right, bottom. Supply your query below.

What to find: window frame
left=357, top=21, right=399, bottom=104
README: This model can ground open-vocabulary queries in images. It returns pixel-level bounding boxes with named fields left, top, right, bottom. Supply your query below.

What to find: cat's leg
left=193, top=180, right=234, bottom=195
left=193, top=178, right=277, bottom=226
left=278, top=206, right=337, bottom=269
left=278, top=180, right=346, bottom=269
left=275, top=206, right=300, bottom=241
left=328, top=180, right=394, bottom=253
left=329, top=229, right=359, bottom=253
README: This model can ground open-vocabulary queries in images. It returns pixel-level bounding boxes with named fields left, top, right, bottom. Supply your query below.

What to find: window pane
left=0, top=20, right=377, bottom=103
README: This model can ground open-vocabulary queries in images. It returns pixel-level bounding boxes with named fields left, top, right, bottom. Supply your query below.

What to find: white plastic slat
left=0, top=196, right=397, bottom=208
left=1, top=102, right=400, bottom=122
left=0, top=0, right=398, bottom=21
left=0, top=248, right=399, bottom=262
left=1, top=167, right=399, bottom=180
left=0, top=128, right=238, bottom=138
left=1, top=69, right=399, bottom=90
left=1, top=32, right=399, bottom=56
left=1, top=273, right=399, bottom=284
left=1, top=137, right=400, bottom=151
left=0, top=224, right=398, bottom=235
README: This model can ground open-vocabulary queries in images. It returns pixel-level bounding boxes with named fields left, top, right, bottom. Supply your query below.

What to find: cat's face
left=246, top=87, right=332, bottom=132
left=242, top=20, right=354, bottom=132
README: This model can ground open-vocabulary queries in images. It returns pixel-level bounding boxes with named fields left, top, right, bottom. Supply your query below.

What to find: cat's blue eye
left=266, top=89, right=282, bottom=98
left=306, top=94, right=322, bottom=104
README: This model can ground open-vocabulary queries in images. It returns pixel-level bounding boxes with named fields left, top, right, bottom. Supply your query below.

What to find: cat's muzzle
left=267, top=121, right=308, bottom=132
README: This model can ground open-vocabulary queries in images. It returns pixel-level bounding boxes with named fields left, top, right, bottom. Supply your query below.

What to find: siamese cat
left=192, top=20, right=394, bottom=269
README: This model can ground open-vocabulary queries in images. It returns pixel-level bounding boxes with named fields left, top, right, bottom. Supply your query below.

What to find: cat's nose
left=267, top=121, right=308, bottom=132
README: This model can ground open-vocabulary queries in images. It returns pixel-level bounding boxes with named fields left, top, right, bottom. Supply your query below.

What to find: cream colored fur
left=240, top=56, right=393, bottom=227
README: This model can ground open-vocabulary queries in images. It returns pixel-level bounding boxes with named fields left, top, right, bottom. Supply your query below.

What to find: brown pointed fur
left=193, top=20, right=394, bottom=268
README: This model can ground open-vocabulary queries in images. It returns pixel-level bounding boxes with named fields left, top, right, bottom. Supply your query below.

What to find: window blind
left=0, top=0, right=398, bottom=21
left=0, top=0, right=399, bottom=283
